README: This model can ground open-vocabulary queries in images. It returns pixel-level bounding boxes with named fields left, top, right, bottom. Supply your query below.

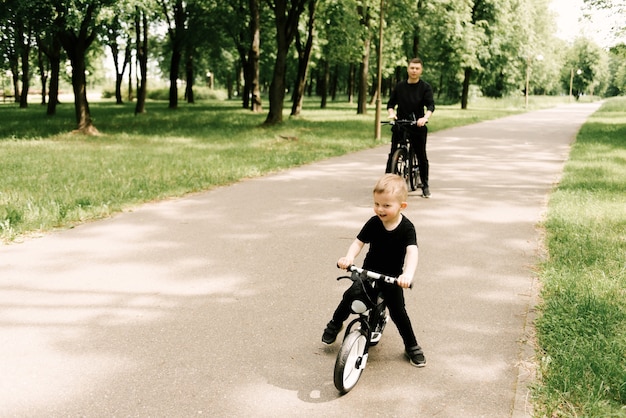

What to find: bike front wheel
left=333, top=330, right=368, bottom=394
left=390, top=148, right=410, bottom=189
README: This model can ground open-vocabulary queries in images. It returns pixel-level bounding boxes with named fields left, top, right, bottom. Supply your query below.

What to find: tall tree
left=34, top=1, right=64, bottom=115
left=101, top=12, right=133, bottom=105
left=160, top=0, right=188, bottom=109
left=134, top=5, right=149, bottom=114
left=15, top=13, right=33, bottom=109
left=356, top=0, right=373, bottom=114
left=291, top=0, right=316, bottom=116
left=55, top=0, right=115, bottom=134
left=264, top=0, right=308, bottom=125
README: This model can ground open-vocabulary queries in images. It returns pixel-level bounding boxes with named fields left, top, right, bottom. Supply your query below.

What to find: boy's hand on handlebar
left=416, top=117, right=429, bottom=127
left=337, top=257, right=354, bottom=270
left=397, top=274, right=413, bottom=289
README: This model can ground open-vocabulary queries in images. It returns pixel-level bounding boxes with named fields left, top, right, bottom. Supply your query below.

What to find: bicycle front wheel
left=390, top=148, right=410, bottom=188
left=333, top=330, right=368, bottom=394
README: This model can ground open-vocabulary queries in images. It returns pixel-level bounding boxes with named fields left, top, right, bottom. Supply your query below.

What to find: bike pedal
left=370, top=332, right=382, bottom=343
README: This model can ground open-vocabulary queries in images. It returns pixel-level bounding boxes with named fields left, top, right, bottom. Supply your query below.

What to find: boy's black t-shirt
left=357, top=214, right=417, bottom=277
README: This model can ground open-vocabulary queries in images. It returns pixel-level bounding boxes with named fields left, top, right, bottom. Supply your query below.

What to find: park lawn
left=0, top=97, right=528, bottom=243
left=533, top=96, right=626, bottom=417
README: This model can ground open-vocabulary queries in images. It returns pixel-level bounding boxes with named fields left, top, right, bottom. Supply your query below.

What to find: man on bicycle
left=386, top=57, right=435, bottom=198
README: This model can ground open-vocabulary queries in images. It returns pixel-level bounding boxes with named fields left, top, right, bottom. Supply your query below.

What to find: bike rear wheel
left=333, top=330, right=368, bottom=394
left=390, top=148, right=410, bottom=189
left=409, top=149, right=421, bottom=191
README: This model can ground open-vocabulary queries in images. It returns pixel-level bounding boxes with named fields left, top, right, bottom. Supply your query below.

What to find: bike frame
left=382, top=119, right=421, bottom=191
left=333, top=265, right=401, bottom=394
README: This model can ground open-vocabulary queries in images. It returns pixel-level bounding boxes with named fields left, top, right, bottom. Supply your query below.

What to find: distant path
left=0, top=103, right=601, bottom=417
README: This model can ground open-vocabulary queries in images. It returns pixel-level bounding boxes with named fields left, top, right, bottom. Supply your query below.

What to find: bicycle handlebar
left=380, top=119, right=417, bottom=126
left=340, top=265, right=413, bottom=289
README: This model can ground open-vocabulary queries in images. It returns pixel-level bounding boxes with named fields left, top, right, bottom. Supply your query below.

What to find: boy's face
left=373, top=191, right=407, bottom=224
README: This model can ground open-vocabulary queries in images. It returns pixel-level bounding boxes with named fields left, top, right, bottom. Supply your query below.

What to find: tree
left=356, top=0, right=374, bottom=114
left=160, top=0, right=188, bottom=109
left=31, top=0, right=65, bottom=115
left=134, top=5, right=149, bottom=114
left=563, top=37, right=609, bottom=98
left=606, top=44, right=626, bottom=95
left=55, top=0, right=116, bottom=134
left=101, top=11, right=133, bottom=105
left=264, top=0, right=309, bottom=125
left=202, top=0, right=264, bottom=111
left=0, top=1, right=22, bottom=103
left=316, top=0, right=363, bottom=106
left=291, top=0, right=316, bottom=116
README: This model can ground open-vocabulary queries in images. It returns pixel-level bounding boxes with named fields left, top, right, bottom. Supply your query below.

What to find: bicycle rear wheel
left=390, top=148, right=410, bottom=189
left=409, top=149, right=421, bottom=191
left=333, top=330, right=368, bottom=394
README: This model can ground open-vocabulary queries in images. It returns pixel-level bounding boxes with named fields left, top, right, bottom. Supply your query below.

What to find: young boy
left=322, top=174, right=426, bottom=367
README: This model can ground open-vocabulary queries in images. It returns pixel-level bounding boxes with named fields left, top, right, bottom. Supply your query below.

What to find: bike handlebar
left=380, top=119, right=417, bottom=126
left=340, top=265, right=413, bottom=289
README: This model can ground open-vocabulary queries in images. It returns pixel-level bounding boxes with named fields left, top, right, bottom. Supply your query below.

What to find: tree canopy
left=1, top=0, right=623, bottom=132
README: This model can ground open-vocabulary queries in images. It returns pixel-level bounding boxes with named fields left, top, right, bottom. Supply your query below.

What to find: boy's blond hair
left=373, top=174, right=408, bottom=202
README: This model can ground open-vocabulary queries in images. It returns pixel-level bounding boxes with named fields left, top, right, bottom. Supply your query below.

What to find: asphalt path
left=0, top=102, right=601, bottom=417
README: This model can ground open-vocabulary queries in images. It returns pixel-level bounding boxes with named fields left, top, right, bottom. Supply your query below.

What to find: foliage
left=0, top=0, right=620, bottom=133
left=606, top=44, right=626, bottom=96
left=562, top=37, right=611, bottom=98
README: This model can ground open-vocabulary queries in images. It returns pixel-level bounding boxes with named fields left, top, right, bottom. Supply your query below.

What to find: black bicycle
left=382, top=119, right=421, bottom=191
left=333, top=265, right=406, bottom=394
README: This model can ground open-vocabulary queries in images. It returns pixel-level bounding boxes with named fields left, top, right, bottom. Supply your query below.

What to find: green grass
left=0, top=96, right=533, bottom=242
left=533, top=97, right=626, bottom=417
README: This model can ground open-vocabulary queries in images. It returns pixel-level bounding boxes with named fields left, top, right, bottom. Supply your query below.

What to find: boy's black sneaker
left=322, top=320, right=342, bottom=345
left=405, top=346, right=426, bottom=367
left=422, top=186, right=431, bottom=198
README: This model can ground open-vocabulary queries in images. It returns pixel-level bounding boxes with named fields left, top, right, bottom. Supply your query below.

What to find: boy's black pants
left=331, top=280, right=419, bottom=349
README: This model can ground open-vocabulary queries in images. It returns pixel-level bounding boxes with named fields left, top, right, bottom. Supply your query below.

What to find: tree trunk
left=356, top=2, right=371, bottom=114
left=461, top=67, right=471, bottom=109
left=264, top=0, right=308, bottom=125
left=291, top=0, right=315, bottom=116
left=18, top=23, right=31, bottom=109
left=185, top=55, right=194, bottom=104
left=71, top=56, right=95, bottom=133
left=40, top=33, right=62, bottom=115
left=37, top=46, right=48, bottom=105
left=249, top=0, right=262, bottom=112
left=356, top=38, right=370, bottom=114
left=320, top=59, right=329, bottom=108
left=47, top=53, right=61, bottom=116
left=59, top=39, right=98, bottom=131
left=168, top=50, right=181, bottom=108
left=265, top=44, right=288, bottom=125
left=163, top=0, right=186, bottom=109
left=135, top=8, right=148, bottom=115
left=112, top=43, right=130, bottom=105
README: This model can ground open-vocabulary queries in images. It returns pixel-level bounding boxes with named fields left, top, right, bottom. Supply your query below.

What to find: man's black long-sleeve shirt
left=387, top=79, right=435, bottom=120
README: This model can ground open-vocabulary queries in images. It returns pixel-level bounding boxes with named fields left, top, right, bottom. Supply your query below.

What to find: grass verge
left=533, top=96, right=626, bottom=416
left=0, top=97, right=530, bottom=243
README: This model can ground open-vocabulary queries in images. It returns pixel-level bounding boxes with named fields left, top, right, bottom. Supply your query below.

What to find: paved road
left=0, top=102, right=601, bottom=417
